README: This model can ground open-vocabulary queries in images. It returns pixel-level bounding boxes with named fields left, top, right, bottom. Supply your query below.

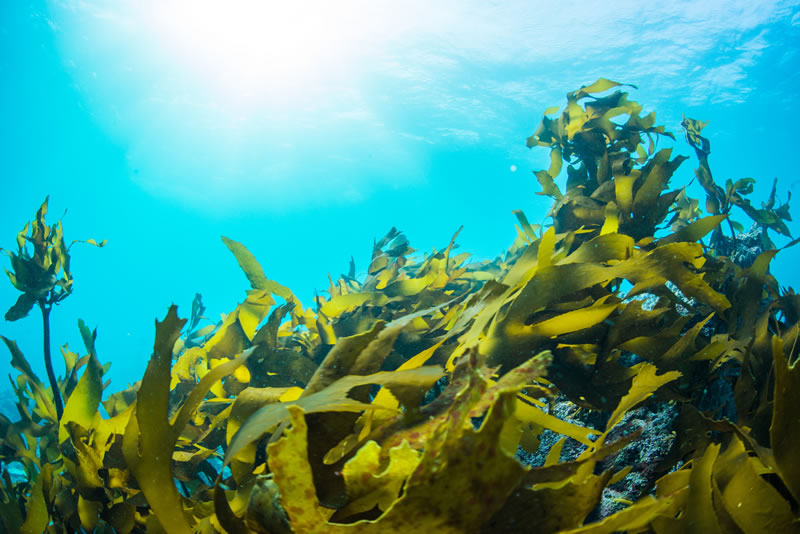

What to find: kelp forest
left=1, top=79, right=799, bottom=533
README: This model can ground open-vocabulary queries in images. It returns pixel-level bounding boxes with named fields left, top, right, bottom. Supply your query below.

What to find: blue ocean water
left=1, top=0, right=799, bottom=396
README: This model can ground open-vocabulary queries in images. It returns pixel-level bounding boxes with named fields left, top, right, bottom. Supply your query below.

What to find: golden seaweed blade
left=1, top=81, right=798, bottom=532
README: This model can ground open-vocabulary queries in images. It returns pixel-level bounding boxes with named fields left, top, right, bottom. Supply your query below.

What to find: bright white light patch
left=138, top=1, right=379, bottom=109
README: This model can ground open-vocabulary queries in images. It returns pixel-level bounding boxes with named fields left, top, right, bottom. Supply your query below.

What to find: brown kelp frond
left=683, top=115, right=793, bottom=244
left=1, top=81, right=798, bottom=532
left=2, top=198, right=105, bottom=421
left=2, top=197, right=105, bottom=320
left=527, top=78, right=685, bottom=242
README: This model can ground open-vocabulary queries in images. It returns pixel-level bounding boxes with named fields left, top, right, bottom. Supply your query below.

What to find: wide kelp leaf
left=479, top=237, right=730, bottom=377
left=225, top=385, right=300, bottom=483
left=769, top=335, right=800, bottom=504
left=712, top=434, right=798, bottom=534
left=20, top=463, right=53, bottom=534
left=266, top=386, right=529, bottom=533
left=323, top=351, right=556, bottom=468
left=338, top=440, right=421, bottom=517
left=58, top=346, right=102, bottom=445
left=222, top=236, right=294, bottom=301
left=4, top=291, right=37, bottom=321
left=637, top=432, right=800, bottom=534
left=223, top=365, right=444, bottom=472
left=1, top=335, right=58, bottom=422
left=122, top=305, right=252, bottom=532
left=304, top=321, right=388, bottom=395
left=659, top=214, right=727, bottom=245
left=262, top=405, right=342, bottom=532
left=122, top=306, right=193, bottom=534
left=363, top=391, right=526, bottom=532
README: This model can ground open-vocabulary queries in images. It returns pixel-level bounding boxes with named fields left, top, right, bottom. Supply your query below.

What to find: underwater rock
left=590, top=403, right=679, bottom=520
left=517, top=396, right=679, bottom=520
left=246, top=476, right=292, bottom=534
left=516, top=395, right=602, bottom=468
left=710, top=223, right=767, bottom=269
left=696, top=362, right=738, bottom=421
left=626, top=281, right=695, bottom=316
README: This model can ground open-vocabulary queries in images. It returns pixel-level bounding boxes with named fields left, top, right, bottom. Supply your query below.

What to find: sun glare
left=140, top=1, right=379, bottom=109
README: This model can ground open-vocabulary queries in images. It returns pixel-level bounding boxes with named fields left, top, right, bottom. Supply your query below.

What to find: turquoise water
left=2, top=0, right=799, bottom=394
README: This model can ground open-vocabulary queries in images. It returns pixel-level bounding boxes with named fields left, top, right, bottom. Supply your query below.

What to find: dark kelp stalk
left=1, top=80, right=799, bottom=533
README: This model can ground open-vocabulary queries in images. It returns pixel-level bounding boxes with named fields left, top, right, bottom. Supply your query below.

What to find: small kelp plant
left=1, top=80, right=799, bottom=533
left=1, top=197, right=105, bottom=421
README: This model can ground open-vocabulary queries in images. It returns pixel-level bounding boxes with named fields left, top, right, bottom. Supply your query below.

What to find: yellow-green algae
left=1, top=79, right=799, bottom=533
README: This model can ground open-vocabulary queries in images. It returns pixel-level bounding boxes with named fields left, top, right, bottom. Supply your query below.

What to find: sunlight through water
left=138, top=1, right=373, bottom=111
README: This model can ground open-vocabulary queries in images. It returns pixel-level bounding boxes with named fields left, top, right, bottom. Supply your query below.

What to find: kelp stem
left=726, top=218, right=738, bottom=242
left=39, top=301, right=63, bottom=421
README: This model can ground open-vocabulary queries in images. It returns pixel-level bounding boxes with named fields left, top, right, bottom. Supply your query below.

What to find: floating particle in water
left=510, top=164, right=517, bottom=172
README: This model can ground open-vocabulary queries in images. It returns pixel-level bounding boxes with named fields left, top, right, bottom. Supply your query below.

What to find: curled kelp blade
left=223, top=366, right=444, bottom=470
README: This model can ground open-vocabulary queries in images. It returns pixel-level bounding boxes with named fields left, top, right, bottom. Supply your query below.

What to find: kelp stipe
left=2, top=197, right=105, bottom=421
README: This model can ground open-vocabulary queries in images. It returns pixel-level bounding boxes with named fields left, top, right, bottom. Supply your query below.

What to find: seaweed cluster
left=1, top=197, right=105, bottom=421
left=1, top=79, right=799, bottom=533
